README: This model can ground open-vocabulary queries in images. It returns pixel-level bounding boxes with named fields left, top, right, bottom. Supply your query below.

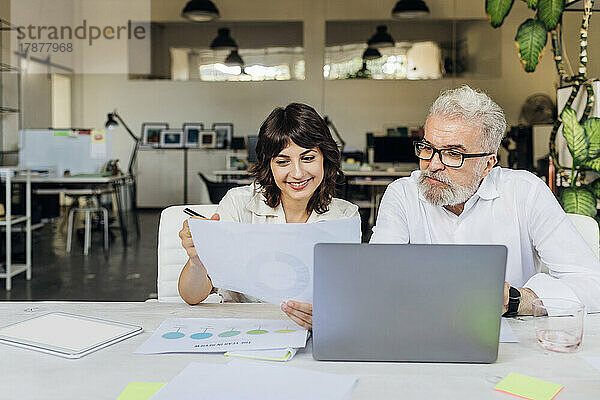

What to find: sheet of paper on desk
left=499, top=318, right=519, bottom=343
left=584, top=356, right=600, bottom=373
left=189, top=216, right=361, bottom=304
left=135, top=318, right=308, bottom=354
left=150, top=360, right=357, bottom=400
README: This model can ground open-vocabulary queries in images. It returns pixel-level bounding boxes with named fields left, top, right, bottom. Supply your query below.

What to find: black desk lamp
left=105, top=111, right=141, bottom=215
left=105, top=111, right=140, bottom=176
left=323, top=116, right=346, bottom=151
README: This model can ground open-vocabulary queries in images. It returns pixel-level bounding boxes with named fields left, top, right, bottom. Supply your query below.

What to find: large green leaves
left=515, top=19, right=548, bottom=72
left=537, top=0, right=564, bottom=30
left=487, top=0, right=515, bottom=27
left=584, top=158, right=600, bottom=173
left=524, top=0, right=538, bottom=9
left=584, top=118, right=600, bottom=159
left=560, top=187, right=597, bottom=217
left=590, top=178, right=600, bottom=198
left=561, top=106, right=587, bottom=164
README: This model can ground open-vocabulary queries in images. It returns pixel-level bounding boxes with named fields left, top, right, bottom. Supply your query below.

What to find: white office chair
left=567, top=213, right=599, bottom=259
left=157, top=204, right=221, bottom=303
left=540, top=213, right=599, bottom=274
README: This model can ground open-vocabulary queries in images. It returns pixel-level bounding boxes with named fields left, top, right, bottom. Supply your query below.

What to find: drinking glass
left=532, top=298, right=584, bottom=353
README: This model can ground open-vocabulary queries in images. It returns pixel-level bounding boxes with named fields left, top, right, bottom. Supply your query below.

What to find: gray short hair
left=427, top=85, right=506, bottom=153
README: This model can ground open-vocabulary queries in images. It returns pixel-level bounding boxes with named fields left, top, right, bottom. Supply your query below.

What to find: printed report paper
left=135, top=318, right=308, bottom=354
left=189, top=216, right=361, bottom=304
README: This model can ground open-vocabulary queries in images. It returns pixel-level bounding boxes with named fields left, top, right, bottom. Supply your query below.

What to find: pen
left=183, top=208, right=207, bottom=219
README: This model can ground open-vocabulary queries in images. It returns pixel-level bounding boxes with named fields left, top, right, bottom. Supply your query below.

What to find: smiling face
left=270, top=141, right=325, bottom=207
left=418, top=113, right=496, bottom=207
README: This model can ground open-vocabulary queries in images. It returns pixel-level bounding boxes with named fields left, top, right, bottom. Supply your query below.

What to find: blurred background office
left=0, top=0, right=597, bottom=301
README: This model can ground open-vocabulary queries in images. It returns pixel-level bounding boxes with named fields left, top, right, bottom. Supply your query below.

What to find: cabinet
left=0, top=168, right=31, bottom=291
left=136, top=149, right=185, bottom=208
left=186, top=149, right=231, bottom=204
left=136, top=148, right=240, bottom=207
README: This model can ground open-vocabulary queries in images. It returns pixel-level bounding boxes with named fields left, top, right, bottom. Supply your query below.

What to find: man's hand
left=503, top=281, right=510, bottom=314
left=281, top=300, right=312, bottom=330
left=503, top=281, right=538, bottom=316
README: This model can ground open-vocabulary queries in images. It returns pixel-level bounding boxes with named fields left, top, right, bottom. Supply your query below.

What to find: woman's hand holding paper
left=281, top=300, right=313, bottom=330
left=179, top=214, right=220, bottom=266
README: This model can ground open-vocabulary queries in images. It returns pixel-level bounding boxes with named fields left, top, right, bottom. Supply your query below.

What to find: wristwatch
left=503, top=286, right=521, bottom=317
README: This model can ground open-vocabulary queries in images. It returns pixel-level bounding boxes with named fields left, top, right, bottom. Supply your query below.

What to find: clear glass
left=532, top=298, right=585, bottom=353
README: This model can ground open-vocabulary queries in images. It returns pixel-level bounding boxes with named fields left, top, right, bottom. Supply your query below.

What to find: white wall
left=66, top=0, right=599, bottom=169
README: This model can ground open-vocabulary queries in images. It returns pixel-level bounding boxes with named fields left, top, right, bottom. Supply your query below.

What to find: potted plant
left=486, top=0, right=599, bottom=216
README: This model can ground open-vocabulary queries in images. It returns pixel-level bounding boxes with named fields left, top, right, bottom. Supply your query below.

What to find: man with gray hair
left=371, top=85, right=600, bottom=316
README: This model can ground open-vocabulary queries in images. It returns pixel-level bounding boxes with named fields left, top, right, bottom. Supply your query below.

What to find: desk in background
left=13, top=174, right=137, bottom=246
left=1, top=301, right=599, bottom=399
left=213, top=169, right=415, bottom=225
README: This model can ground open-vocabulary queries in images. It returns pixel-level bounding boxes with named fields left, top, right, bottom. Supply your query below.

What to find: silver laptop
left=312, top=243, right=507, bottom=363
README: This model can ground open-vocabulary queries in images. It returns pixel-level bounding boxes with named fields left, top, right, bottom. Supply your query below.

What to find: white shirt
left=371, top=167, right=600, bottom=312
left=214, top=184, right=360, bottom=302
left=216, top=184, right=360, bottom=224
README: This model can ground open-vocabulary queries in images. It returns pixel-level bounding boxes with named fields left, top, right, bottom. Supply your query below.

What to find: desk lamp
left=323, top=116, right=346, bottom=152
left=105, top=110, right=140, bottom=209
left=105, top=111, right=140, bottom=176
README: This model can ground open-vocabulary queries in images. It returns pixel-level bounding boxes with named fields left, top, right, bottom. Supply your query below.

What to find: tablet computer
left=0, top=312, right=143, bottom=358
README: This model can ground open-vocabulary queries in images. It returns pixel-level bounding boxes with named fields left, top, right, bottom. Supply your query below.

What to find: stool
left=66, top=206, right=109, bottom=255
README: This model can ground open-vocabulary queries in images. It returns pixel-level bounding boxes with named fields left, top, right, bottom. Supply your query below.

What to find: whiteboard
left=18, top=129, right=113, bottom=175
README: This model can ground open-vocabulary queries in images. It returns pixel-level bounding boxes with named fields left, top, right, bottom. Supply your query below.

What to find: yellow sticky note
left=494, top=373, right=563, bottom=400
left=116, top=382, right=165, bottom=400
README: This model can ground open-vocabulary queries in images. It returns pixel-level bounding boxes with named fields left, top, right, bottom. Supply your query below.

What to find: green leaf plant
left=487, top=0, right=598, bottom=217
left=560, top=107, right=600, bottom=215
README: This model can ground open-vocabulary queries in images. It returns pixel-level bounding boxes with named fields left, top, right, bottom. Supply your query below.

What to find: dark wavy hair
left=249, top=103, right=343, bottom=214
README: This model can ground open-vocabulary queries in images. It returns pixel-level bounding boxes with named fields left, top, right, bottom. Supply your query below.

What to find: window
left=172, top=47, right=304, bottom=82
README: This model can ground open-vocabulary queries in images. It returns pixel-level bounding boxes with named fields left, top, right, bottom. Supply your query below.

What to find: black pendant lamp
left=362, top=47, right=382, bottom=60
left=210, top=28, right=238, bottom=50
left=182, top=0, right=220, bottom=22
left=224, top=49, right=244, bottom=66
left=392, top=0, right=430, bottom=18
left=367, top=25, right=394, bottom=48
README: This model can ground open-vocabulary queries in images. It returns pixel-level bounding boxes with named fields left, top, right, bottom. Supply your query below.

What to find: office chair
left=157, top=205, right=221, bottom=303
left=198, top=173, right=241, bottom=204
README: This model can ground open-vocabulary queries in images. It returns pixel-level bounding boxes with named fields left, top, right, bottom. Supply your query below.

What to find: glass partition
left=131, top=21, right=304, bottom=81
left=325, top=19, right=500, bottom=80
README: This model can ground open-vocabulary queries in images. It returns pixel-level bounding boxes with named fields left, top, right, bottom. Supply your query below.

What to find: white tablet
left=0, top=312, right=143, bottom=359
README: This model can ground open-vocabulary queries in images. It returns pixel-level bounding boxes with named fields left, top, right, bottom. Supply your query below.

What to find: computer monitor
left=373, top=136, right=418, bottom=164
left=247, top=135, right=258, bottom=163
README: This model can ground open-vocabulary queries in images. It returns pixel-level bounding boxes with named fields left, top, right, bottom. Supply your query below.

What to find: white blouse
left=213, top=184, right=360, bottom=302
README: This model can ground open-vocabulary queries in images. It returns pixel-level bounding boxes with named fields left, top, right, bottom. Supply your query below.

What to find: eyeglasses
left=413, top=141, right=493, bottom=168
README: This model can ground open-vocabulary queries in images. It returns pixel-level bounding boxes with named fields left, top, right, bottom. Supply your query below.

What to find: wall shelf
left=0, top=167, right=32, bottom=291
left=0, top=18, right=22, bottom=152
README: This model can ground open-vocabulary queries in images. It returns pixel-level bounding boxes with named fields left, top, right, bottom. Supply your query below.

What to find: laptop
left=312, top=243, right=507, bottom=363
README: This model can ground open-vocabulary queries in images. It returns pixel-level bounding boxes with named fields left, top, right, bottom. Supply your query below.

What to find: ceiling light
left=362, top=47, right=382, bottom=60
left=392, top=0, right=430, bottom=18
left=182, top=0, right=220, bottom=22
left=224, top=50, right=244, bottom=66
left=367, top=25, right=394, bottom=48
left=210, top=28, right=238, bottom=51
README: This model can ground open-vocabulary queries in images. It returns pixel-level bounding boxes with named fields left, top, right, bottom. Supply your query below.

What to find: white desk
left=1, top=302, right=599, bottom=399
left=212, top=169, right=415, bottom=179
left=12, top=174, right=137, bottom=245
left=212, top=169, right=414, bottom=226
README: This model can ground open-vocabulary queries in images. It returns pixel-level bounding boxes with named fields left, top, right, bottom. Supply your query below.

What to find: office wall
left=68, top=0, right=599, bottom=168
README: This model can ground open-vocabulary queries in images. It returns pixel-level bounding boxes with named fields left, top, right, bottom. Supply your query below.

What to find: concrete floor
left=1, top=205, right=373, bottom=301
left=2, top=210, right=161, bottom=301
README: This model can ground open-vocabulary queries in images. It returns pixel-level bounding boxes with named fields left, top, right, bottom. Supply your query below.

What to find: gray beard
left=417, top=169, right=483, bottom=207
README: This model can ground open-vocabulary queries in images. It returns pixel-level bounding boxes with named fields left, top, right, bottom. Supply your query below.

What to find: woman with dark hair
left=178, top=103, right=359, bottom=329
